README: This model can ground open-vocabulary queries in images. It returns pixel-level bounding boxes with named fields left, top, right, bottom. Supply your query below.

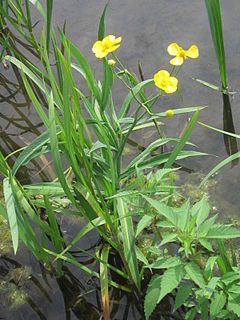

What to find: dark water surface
left=1, top=0, right=240, bottom=319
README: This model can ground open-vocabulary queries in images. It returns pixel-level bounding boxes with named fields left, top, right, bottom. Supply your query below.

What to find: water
left=0, top=0, right=240, bottom=319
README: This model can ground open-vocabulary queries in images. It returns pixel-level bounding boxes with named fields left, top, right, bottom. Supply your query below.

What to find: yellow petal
left=164, top=76, right=178, bottom=94
left=167, top=43, right=181, bottom=56
left=186, top=45, right=199, bottom=59
left=92, top=41, right=103, bottom=53
left=170, top=56, right=184, bottom=66
left=153, top=70, right=170, bottom=89
left=95, top=50, right=108, bottom=58
left=114, top=36, right=122, bottom=44
left=107, top=44, right=121, bottom=53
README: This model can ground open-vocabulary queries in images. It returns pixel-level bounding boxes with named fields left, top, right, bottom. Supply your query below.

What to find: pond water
left=0, top=0, right=240, bottom=319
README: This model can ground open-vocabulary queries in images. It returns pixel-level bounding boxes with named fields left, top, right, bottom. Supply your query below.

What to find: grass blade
left=205, top=0, right=227, bottom=88
left=164, top=110, right=198, bottom=168
left=98, top=1, right=109, bottom=40
left=100, top=244, right=110, bottom=320
left=200, top=151, right=240, bottom=187
left=3, top=177, right=19, bottom=254
left=117, top=198, right=140, bottom=290
left=46, top=0, right=53, bottom=55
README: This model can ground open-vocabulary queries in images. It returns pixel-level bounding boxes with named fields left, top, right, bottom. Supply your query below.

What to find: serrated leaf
left=228, top=293, right=240, bottom=317
left=144, top=274, right=161, bottom=320
left=204, top=256, right=218, bottom=279
left=146, top=256, right=182, bottom=269
left=199, top=238, right=214, bottom=252
left=173, top=284, right=192, bottom=312
left=185, top=262, right=205, bottom=288
left=204, top=277, right=220, bottom=299
left=142, top=195, right=177, bottom=225
left=158, top=267, right=184, bottom=304
left=192, top=196, right=210, bottom=227
left=160, top=232, right=177, bottom=246
left=198, top=214, right=218, bottom=237
left=221, top=272, right=240, bottom=286
left=206, top=225, right=240, bottom=239
left=210, top=291, right=226, bottom=316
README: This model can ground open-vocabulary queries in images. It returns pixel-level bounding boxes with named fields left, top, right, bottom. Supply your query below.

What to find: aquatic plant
left=0, top=1, right=240, bottom=319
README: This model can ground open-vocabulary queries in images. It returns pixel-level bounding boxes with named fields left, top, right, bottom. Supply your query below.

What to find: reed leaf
left=100, top=244, right=110, bottom=320
left=205, top=0, right=227, bottom=88
left=117, top=198, right=140, bottom=290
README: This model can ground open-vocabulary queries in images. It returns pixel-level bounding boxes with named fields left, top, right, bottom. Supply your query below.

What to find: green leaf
left=98, top=1, right=109, bottom=40
left=12, top=128, right=60, bottom=176
left=144, top=274, right=161, bottom=320
left=200, top=151, right=240, bottom=187
left=119, top=79, right=154, bottom=119
left=192, top=196, right=210, bottom=227
left=185, top=307, right=197, bottom=320
left=146, top=256, right=182, bottom=269
left=164, top=110, right=198, bottom=168
left=158, top=267, right=184, bottom=303
left=228, top=293, right=240, bottom=317
left=205, top=0, right=227, bottom=88
left=185, top=262, right=206, bottom=288
left=117, top=198, right=140, bottom=290
left=221, top=272, right=240, bottom=286
left=204, top=256, right=218, bottom=279
left=173, top=285, right=192, bottom=312
left=142, top=195, right=177, bottom=225
left=48, top=92, right=76, bottom=205
left=100, top=244, right=110, bottom=320
left=199, top=238, right=214, bottom=252
left=206, top=225, right=240, bottom=239
left=135, top=214, right=153, bottom=238
left=46, top=0, right=53, bottom=55
left=210, top=291, right=226, bottom=316
left=3, top=177, right=19, bottom=254
left=160, top=232, right=177, bottom=246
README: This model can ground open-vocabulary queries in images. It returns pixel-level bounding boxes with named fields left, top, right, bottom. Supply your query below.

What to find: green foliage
left=143, top=195, right=240, bottom=319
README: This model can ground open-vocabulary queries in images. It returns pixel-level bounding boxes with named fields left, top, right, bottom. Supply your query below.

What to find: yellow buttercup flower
left=154, top=70, right=178, bottom=94
left=165, top=109, right=174, bottom=118
left=92, top=35, right=122, bottom=58
left=167, top=43, right=199, bottom=66
left=108, top=59, right=116, bottom=66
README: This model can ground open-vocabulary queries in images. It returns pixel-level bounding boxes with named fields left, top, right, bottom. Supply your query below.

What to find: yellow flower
left=154, top=70, right=178, bottom=94
left=167, top=43, right=199, bottom=66
left=165, top=109, right=174, bottom=118
left=108, top=59, right=116, bottom=66
left=92, top=35, right=122, bottom=58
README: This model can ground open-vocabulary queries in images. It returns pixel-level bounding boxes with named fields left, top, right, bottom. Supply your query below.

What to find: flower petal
left=114, top=36, right=122, bottom=44
left=95, top=50, right=108, bottom=58
left=92, top=41, right=103, bottom=53
left=164, top=76, right=178, bottom=94
left=186, top=45, right=199, bottom=59
left=170, top=56, right=184, bottom=66
left=167, top=43, right=181, bottom=56
left=107, top=44, right=121, bottom=53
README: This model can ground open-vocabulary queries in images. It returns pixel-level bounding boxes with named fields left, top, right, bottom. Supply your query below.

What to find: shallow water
left=1, top=0, right=240, bottom=319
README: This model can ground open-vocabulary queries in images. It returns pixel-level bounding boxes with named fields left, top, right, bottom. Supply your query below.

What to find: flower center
left=179, top=50, right=186, bottom=58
